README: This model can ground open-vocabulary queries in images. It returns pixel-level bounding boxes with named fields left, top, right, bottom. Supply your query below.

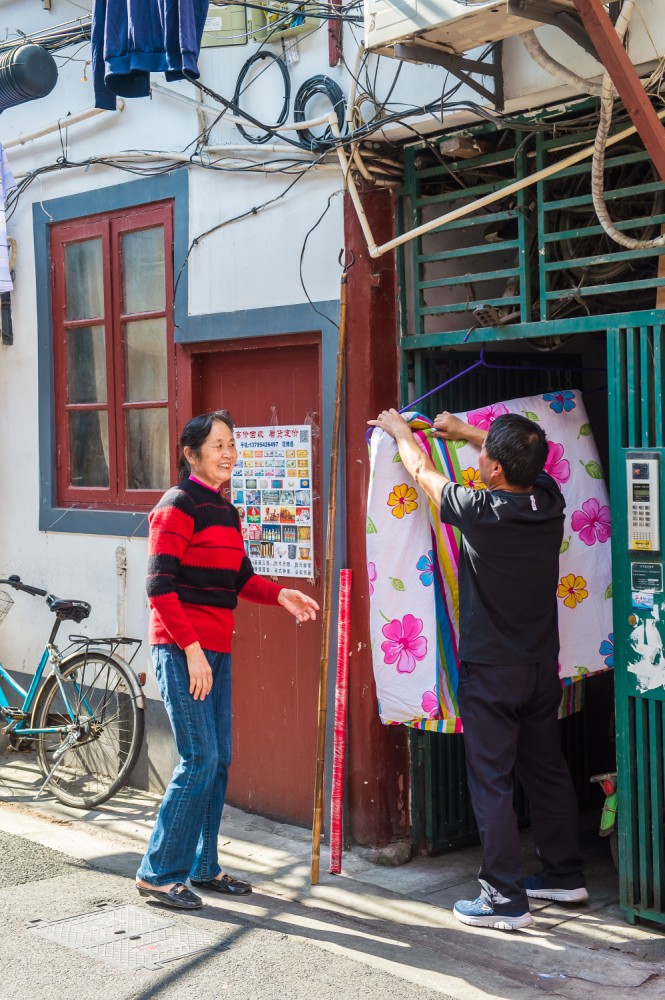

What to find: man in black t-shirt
left=368, top=408, right=587, bottom=931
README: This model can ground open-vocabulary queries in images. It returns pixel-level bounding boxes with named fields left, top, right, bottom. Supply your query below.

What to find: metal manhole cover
left=28, top=904, right=224, bottom=970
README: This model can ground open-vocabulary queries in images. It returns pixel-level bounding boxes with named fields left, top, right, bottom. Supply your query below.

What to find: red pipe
left=329, top=568, right=352, bottom=874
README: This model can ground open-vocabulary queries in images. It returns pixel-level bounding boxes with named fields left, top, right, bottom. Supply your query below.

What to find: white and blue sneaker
left=453, top=897, right=534, bottom=931
left=524, top=874, right=589, bottom=903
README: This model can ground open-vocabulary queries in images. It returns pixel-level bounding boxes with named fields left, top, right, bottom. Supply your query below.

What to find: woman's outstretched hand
left=278, top=589, right=320, bottom=624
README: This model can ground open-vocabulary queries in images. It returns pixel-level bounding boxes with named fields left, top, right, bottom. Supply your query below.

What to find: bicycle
left=0, top=574, right=145, bottom=809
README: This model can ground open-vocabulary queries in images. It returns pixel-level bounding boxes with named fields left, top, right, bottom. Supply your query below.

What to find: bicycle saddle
left=46, top=595, right=92, bottom=622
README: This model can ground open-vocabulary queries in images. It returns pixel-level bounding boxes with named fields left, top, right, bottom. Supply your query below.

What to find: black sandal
left=190, top=873, right=252, bottom=896
left=137, top=881, right=203, bottom=909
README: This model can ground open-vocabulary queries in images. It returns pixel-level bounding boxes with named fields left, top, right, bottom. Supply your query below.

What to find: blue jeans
left=137, top=645, right=232, bottom=886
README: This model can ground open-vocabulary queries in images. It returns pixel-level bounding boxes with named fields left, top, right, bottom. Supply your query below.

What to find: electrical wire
left=172, top=160, right=326, bottom=321
left=187, top=73, right=309, bottom=150
left=232, top=51, right=290, bottom=144
left=298, top=189, right=342, bottom=327
left=209, top=0, right=363, bottom=22
left=293, top=75, right=346, bottom=150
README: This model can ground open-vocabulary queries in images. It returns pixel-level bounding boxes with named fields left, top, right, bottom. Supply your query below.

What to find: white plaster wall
left=0, top=2, right=350, bottom=703
left=187, top=166, right=343, bottom=313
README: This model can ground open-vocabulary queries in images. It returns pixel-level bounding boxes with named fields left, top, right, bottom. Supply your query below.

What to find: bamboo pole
left=311, top=261, right=349, bottom=885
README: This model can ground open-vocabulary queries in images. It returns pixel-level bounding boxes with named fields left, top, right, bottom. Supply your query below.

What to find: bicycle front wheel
left=34, top=652, right=145, bottom=808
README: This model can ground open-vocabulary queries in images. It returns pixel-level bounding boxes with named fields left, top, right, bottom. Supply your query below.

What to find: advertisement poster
left=232, top=425, right=314, bottom=578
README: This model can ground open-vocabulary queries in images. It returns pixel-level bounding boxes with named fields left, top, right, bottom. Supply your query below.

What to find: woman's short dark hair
left=178, top=410, right=234, bottom=480
left=484, top=413, right=548, bottom=488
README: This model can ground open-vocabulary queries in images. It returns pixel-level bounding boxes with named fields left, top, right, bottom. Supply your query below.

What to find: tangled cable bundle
left=294, top=75, right=346, bottom=151
left=232, top=51, right=291, bottom=144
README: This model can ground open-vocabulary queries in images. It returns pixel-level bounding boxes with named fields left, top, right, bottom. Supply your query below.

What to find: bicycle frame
left=0, top=633, right=144, bottom=739
left=0, top=644, right=67, bottom=736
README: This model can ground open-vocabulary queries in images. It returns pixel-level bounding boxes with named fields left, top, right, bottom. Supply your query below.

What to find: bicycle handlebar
left=0, top=575, right=48, bottom=597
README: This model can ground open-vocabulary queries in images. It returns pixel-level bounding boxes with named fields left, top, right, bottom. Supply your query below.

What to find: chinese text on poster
left=232, top=425, right=314, bottom=578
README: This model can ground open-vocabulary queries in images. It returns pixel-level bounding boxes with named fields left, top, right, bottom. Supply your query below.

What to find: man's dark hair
left=484, top=413, right=548, bottom=488
left=178, top=409, right=234, bottom=479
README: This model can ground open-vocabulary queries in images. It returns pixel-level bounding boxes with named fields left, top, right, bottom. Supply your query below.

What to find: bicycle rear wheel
left=33, top=652, right=145, bottom=808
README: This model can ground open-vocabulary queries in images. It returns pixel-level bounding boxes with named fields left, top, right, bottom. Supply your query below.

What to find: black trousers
left=457, top=658, right=585, bottom=912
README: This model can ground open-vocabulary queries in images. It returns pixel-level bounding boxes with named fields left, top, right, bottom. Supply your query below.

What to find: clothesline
left=365, top=346, right=606, bottom=444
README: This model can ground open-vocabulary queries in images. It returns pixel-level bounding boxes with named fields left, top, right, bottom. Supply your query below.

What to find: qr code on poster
left=300, top=430, right=308, bottom=443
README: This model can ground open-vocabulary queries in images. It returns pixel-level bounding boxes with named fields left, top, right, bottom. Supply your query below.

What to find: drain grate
left=28, top=904, right=224, bottom=970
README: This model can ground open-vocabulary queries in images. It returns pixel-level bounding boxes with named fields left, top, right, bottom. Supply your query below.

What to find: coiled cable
left=232, top=51, right=291, bottom=144
left=294, top=75, right=346, bottom=151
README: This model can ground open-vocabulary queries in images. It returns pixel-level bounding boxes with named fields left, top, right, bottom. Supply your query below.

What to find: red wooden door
left=193, top=334, right=322, bottom=826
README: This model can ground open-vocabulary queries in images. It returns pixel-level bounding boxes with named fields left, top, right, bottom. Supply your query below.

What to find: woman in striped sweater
left=136, top=410, right=319, bottom=910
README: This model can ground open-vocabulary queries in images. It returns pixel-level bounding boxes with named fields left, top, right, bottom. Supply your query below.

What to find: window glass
left=53, top=203, right=173, bottom=509
left=125, top=408, right=169, bottom=490
left=66, top=326, right=107, bottom=404
left=64, top=240, right=104, bottom=320
left=69, top=411, right=110, bottom=487
left=124, top=318, right=167, bottom=402
left=121, top=227, right=165, bottom=314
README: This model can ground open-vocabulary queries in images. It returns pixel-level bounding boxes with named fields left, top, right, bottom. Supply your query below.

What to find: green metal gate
left=397, top=101, right=665, bottom=920
left=407, top=351, right=590, bottom=854
left=608, top=323, right=665, bottom=926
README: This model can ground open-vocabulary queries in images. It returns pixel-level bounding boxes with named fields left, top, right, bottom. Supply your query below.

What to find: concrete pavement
left=0, top=751, right=664, bottom=999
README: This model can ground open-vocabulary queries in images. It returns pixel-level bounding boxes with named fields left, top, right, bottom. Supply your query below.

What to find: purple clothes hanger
left=366, top=345, right=606, bottom=443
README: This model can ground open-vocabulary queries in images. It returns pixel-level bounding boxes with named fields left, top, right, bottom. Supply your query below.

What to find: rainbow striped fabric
left=366, top=390, right=612, bottom=731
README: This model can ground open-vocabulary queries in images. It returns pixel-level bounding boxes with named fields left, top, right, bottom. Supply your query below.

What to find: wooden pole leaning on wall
left=311, top=253, right=350, bottom=885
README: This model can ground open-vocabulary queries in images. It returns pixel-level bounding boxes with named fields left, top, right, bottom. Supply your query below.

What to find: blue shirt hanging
left=92, top=0, right=209, bottom=110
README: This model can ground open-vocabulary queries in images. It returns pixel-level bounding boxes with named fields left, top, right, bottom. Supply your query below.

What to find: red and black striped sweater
left=146, top=477, right=282, bottom=653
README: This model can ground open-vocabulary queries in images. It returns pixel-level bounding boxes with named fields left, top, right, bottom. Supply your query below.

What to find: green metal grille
left=401, top=134, right=531, bottom=342
left=608, top=323, right=665, bottom=925
left=400, top=116, right=665, bottom=346
left=410, top=715, right=589, bottom=856
left=399, top=112, right=665, bottom=916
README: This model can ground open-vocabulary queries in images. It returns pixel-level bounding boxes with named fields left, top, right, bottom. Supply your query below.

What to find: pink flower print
left=367, top=561, right=377, bottom=596
left=467, top=402, right=509, bottom=432
left=571, top=498, right=611, bottom=546
left=544, top=441, right=570, bottom=486
left=381, top=614, right=428, bottom=674
left=421, top=689, right=439, bottom=719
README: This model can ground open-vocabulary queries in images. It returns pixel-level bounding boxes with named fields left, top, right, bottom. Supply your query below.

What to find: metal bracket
left=394, top=41, right=504, bottom=110
left=507, top=1, right=597, bottom=59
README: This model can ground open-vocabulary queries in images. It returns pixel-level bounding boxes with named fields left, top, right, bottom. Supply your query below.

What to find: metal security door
left=608, top=323, right=665, bottom=925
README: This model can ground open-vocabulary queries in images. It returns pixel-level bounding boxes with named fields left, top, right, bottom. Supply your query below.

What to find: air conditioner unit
left=365, top=0, right=576, bottom=57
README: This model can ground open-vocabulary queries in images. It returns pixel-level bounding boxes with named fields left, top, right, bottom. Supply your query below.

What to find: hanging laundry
left=0, top=143, right=16, bottom=294
left=92, top=0, right=209, bottom=110
left=366, top=390, right=613, bottom=732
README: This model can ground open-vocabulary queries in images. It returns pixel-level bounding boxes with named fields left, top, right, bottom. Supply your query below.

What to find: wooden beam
left=328, top=0, right=342, bottom=67
left=572, top=0, right=665, bottom=185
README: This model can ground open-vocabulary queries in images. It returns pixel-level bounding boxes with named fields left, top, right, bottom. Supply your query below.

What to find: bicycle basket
left=0, top=590, right=13, bottom=625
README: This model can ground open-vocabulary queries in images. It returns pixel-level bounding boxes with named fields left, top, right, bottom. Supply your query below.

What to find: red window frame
left=51, top=200, right=177, bottom=511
